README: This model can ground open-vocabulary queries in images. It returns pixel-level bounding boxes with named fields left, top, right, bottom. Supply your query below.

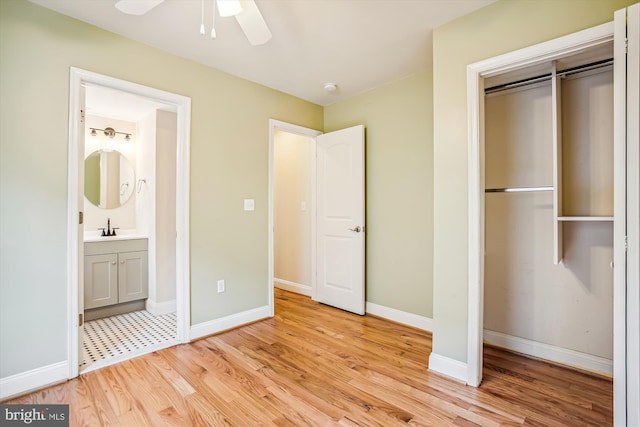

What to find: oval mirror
left=84, top=149, right=135, bottom=209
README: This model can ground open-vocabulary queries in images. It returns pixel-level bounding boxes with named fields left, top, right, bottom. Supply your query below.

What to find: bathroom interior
left=81, top=84, right=179, bottom=372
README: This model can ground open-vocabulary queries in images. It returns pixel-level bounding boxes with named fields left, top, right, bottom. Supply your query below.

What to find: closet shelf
left=558, top=216, right=613, bottom=222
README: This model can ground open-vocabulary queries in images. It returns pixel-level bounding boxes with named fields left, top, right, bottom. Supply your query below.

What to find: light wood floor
left=7, top=289, right=612, bottom=426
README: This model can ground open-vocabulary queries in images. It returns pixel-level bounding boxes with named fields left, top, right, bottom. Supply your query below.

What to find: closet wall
left=483, top=52, right=614, bottom=374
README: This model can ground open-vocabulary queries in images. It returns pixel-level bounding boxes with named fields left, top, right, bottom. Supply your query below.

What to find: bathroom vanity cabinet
left=84, top=238, right=148, bottom=316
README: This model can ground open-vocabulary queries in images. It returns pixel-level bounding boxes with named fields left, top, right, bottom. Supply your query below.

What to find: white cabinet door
left=84, top=253, right=118, bottom=309
left=118, top=251, right=149, bottom=303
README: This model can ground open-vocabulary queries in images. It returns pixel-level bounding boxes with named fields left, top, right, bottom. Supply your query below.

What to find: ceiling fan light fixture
left=217, top=0, right=242, bottom=17
left=115, top=0, right=164, bottom=15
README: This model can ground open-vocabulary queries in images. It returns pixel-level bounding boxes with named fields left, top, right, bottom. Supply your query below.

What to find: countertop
left=84, top=229, right=148, bottom=243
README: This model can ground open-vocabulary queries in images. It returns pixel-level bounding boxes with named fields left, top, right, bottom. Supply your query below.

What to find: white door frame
left=268, top=119, right=322, bottom=315
left=466, top=22, right=615, bottom=384
left=67, top=68, right=192, bottom=378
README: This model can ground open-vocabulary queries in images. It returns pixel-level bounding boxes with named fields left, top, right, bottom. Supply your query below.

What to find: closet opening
left=465, top=21, right=621, bottom=391
left=482, top=45, right=615, bottom=377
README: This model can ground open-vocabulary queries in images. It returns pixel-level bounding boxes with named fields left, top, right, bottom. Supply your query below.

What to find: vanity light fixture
left=89, top=127, right=133, bottom=142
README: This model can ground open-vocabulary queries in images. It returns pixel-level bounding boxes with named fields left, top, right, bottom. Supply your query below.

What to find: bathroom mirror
left=84, top=149, right=135, bottom=209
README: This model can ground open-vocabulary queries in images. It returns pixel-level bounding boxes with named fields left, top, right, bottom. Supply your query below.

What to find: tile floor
left=81, top=310, right=176, bottom=370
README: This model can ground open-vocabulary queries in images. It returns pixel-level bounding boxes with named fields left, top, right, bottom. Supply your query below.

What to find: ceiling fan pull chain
left=200, top=0, right=205, bottom=36
left=211, top=0, right=217, bottom=39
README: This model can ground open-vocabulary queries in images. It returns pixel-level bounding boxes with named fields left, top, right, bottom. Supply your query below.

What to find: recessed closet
left=482, top=43, right=615, bottom=375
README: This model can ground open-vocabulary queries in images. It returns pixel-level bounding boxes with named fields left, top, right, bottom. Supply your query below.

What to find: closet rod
left=485, top=186, right=554, bottom=193
left=557, top=58, right=613, bottom=78
left=485, top=74, right=551, bottom=94
left=484, top=58, right=613, bottom=94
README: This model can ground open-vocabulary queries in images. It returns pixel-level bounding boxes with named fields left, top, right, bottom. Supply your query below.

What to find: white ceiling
left=30, top=0, right=495, bottom=107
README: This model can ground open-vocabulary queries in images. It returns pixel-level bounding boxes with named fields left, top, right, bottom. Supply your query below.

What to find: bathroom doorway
left=67, top=68, right=191, bottom=378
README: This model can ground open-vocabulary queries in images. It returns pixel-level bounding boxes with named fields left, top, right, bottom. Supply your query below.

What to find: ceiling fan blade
left=234, top=0, right=272, bottom=46
left=115, top=0, right=164, bottom=15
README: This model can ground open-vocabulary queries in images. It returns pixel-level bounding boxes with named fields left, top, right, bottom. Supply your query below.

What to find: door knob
left=349, top=226, right=362, bottom=233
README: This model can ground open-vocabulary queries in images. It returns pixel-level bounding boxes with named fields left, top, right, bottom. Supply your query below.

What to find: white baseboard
left=365, top=302, right=433, bottom=331
left=190, top=305, right=271, bottom=340
left=428, top=352, right=468, bottom=383
left=483, top=329, right=613, bottom=376
left=274, top=278, right=311, bottom=296
left=146, top=298, right=177, bottom=316
left=0, top=361, right=68, bottom=401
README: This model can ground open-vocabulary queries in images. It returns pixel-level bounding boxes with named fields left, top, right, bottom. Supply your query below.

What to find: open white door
left=316, top=125, right=365, bottom=315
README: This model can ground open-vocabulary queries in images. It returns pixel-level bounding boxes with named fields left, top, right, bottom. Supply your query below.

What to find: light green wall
left=0, top=0, right=322, bottom=377
left=431, top=0, right=637, bottom=362
left=324, top=72, right=434, bottom=318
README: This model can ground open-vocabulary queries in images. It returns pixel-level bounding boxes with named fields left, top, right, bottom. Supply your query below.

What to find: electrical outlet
left=217, top=279, right=225, bottom=293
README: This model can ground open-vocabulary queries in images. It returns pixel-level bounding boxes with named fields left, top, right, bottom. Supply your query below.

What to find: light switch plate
left=244, top=199, right=255, bottom=211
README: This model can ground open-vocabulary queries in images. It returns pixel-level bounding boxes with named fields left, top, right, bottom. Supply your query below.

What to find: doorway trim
left=466, top=22, right=614, bottom=387
left=268, top=119, right=322, bottom=315
left=67, top=67, right=191, bottom=378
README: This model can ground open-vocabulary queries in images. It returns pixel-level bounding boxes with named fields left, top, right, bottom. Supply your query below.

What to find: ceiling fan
left=114, top=0, right=272, bottom=46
